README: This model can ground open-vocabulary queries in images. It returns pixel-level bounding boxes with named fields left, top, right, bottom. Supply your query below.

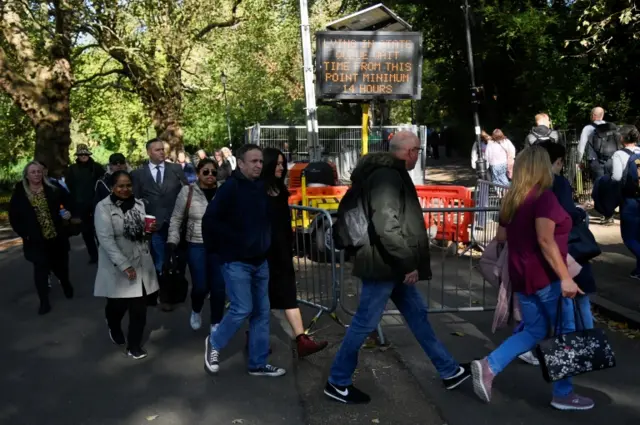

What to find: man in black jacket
left=324, top=131, right=470, bottom=404
left=66, top=144, right=104, bottom=263
left=202, top=144, right=285, bottom=378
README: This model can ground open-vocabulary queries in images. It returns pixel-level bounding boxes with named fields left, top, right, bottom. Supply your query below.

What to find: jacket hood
left=351, top=152, right=406, bottom=184
left=531, top=125, right=553, bottom=137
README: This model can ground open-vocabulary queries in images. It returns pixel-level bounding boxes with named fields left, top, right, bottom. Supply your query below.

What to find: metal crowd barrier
left=338, top=207, right=502, bottom=333
left=470, top=180, right=508, bottom=250
left=290, top=205, right=344, bottom=331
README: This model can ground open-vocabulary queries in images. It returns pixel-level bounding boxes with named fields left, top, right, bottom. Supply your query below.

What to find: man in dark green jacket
left=324, top=131, right=470, bottom=405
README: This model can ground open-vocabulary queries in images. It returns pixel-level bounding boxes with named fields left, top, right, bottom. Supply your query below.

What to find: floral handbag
left=536, top=299, right=616, bottom=382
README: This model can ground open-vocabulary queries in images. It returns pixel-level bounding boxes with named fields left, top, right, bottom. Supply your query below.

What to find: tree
left=79, top=0, right=245, bottom=154
left=0, top=1, right=76, bottom=175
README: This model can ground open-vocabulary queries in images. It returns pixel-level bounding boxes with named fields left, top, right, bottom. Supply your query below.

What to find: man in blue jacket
left=201, top=144, right=285, bottom=378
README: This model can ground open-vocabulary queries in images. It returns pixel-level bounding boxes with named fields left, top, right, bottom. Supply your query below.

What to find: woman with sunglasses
left=168, top=159, right=225, bottom=331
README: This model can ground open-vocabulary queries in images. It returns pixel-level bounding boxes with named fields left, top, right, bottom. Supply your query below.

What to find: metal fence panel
left=339, top=207, right=500, bottom=318
left=290, top=205, right=343, bottom=330
left=246, top=125, right=426, bottom=182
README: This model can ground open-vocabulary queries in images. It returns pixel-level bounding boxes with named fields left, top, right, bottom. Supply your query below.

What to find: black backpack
left=332, top=182, right=371, bottom=251
left=589, top=123, right=619, bottom=161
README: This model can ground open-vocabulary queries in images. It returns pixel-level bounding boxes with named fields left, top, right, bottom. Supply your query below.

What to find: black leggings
left=105, top=289, right=147, bottom=350
left=33, top=244, right=70, bottom=303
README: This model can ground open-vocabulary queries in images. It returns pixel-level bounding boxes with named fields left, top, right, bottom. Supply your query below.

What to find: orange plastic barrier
left=287, top=162, right=339, bottom=189
left=415, top=185, right=474, bottom=243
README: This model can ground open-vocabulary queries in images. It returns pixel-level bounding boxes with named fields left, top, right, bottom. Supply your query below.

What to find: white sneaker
left=190, top=311, right=202, bottom=330
left=518, top=350, right=540, bottom=366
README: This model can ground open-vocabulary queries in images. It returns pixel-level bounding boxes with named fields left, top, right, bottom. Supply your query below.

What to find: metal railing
left=246, top=124, right=427, bottom=182
left=339, top=207, right=501, bottom=319
left=290, top=205, right=343, bottom=331
left=470, top=180, right=509, bottom=250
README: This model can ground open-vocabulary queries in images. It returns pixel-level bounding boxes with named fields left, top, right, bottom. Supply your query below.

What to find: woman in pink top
left=470, top=146, right=594, bottom=411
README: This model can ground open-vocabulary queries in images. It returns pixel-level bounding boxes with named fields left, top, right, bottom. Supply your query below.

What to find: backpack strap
left=622, top=148, right=635, bottom=157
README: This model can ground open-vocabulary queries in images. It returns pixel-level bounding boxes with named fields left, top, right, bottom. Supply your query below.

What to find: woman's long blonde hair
left=499, top=145, right=553, bottom=223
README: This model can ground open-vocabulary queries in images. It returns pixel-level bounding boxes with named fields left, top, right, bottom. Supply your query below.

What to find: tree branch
left=74, top=68, right=125, bottom=86
left=194, top=0, right=243, bottom=40
left=72, top=43, right=101, bottom=59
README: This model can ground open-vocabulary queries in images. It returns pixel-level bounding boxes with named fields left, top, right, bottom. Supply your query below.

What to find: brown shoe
left=296, top=334, right=328, bottom=358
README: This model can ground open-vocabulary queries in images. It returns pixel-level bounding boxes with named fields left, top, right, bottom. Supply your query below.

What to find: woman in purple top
left=470, top=146, right=595, bottom=411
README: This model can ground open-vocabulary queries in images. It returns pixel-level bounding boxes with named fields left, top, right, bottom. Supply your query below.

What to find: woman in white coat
left=94, top=170, right=159, bottom=360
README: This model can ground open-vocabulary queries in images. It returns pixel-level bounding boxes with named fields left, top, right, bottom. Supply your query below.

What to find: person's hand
left=124, top=267, right=137, bottom=281
left=61, top=210, right=71, bottom=220
left=403, top=270, right=419, bottom=285
left=149, top=221, right=157, bottom=233
left=561, top=278, right=583, bottom=299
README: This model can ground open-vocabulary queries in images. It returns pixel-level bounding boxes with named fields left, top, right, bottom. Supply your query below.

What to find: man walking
left=132, top=139, right=187, bottom=309
left=66, top=144, right=104, bottom=263
left=524, top=113, right=559, bottom=148
left=324, top=131, right=470, bottom=404
left=202, top=144, right=285, bottom=377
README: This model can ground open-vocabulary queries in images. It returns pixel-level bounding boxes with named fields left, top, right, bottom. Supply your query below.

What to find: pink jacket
left=478, top=239, right=582, bottom=333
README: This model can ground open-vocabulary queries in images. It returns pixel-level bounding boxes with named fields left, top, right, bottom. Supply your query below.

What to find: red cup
left=144, top=215, right=156, bottom=233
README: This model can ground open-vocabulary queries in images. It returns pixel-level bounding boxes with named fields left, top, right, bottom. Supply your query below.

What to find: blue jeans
left=188, top=243, right=226, bottom=324
left=488, top=281, right=576, bottom=397
left=150, top=223, right=169, bottom=274
left=210, top=260, right=270, bottom=369
left=574, top=294, right=594, bottom=330
left=329, top=280, right=459, bottom=386
left=620, top=198, right=640, bottom=273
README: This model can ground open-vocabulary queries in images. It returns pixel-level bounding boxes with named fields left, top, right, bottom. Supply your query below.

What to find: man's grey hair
left=591, top=107, right=605, bottom=121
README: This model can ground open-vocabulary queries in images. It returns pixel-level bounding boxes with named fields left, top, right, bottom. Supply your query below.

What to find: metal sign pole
left=462, top=0, right=487, bottom=180
left=299, top=0, right=320, bottom=162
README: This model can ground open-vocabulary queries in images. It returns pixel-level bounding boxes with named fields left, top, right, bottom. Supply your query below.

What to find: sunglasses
left=202, top=169, right=217, bottom=177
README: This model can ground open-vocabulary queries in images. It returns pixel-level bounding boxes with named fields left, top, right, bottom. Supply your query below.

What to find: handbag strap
left=183, top=185, right=194, bottom=222
left=551, top=296, right=586, bottom=337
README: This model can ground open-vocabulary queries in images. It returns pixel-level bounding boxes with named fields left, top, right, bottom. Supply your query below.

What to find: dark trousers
left=105, top=293, right=147, bottom=350
left=33, top=243, right=70, bottom=303
left=80, top=211, right=99, bottom=261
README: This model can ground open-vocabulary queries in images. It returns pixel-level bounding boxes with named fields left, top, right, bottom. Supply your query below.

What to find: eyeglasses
left=202, top=169, right=217, bottom=177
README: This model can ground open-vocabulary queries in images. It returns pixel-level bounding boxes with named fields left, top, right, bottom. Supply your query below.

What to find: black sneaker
left=443, top=363, right=471, bottom=390
left=324, top=382, right=371, bottom=404
left=108, top=327, right=126, bottom=346
left=248, top=364, right=286, bottom=377
left=127, top=347, right=148, bottom=359
left=204, top=336, right=220, bottom=374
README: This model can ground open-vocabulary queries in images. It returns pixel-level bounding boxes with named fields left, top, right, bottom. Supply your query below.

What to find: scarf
left=110, top=194, right=144, bottom=241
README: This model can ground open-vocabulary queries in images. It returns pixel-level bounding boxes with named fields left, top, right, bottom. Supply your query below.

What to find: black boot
left=62, top=283, right=74, bottom=299
left=38, top=299, right=52, bottom=315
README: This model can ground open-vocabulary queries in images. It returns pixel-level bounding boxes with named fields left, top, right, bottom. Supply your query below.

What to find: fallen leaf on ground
left=372, top=419, right=380, bottom=424
left=232, top=420, right=244, bottom=424
left=451, top=331, right=465, bottom=337
left=146, top=415, right=159, bottom=421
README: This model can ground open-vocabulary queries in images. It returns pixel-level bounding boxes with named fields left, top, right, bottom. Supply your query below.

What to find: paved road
left=0, top=238, right=446, bottom=425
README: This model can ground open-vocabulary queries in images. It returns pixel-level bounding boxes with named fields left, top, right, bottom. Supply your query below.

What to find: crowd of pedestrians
left=7, top=108, right=630, bottom=410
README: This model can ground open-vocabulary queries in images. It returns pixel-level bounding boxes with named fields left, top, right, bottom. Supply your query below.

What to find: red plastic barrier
left=415, top=185, right=474, bottom=243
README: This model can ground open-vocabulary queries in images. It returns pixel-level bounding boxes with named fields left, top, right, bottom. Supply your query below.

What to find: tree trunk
left=152, top=103, right=184, bottom=160
left=34, top=113, right=72, bottom=177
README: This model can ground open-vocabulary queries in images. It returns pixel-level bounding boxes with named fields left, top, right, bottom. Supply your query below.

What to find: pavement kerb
left=0, top=237, right=21, bottom=252
left=590, top=294, right=640, bottom=330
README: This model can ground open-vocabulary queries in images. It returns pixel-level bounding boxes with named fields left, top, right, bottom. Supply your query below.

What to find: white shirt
left=148, top=161, right=165, bottom=184
left=611, top=146, right=640, bottom=181
left=578, top=120, right=606, bottom=159
left=484, top=139, right=516, bottom=167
